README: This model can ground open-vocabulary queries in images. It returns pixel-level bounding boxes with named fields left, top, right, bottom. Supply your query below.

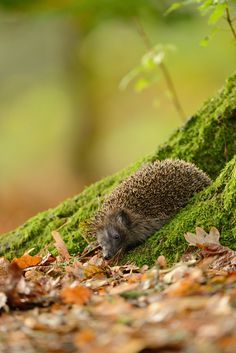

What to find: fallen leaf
left=84, top=264, right=106, bottom=279
left=208, top=227, right=221, bottom=243
left=218, top=336, right=236, bottom=350
left=184, top=226, right=220, bottom=246
left=163, top=264, right=190, bottom=284
left=92, top=296, right=132, bottom=317
left=108, top=282, right=139, bottom=295
left=51, top=230, right=71, bottom=261
left=74, top=328, right=95, bottom=346
left=147, top=296, right=209, bottom=322
left=156, top=255, right=167, bottom=268
left=184, top=227, right=236, bottom=271
left=24, top=269, right=45, bottom=281
left=0, top=257, right=10, bottom=286
left=203, top=244, right=236, bottom=271
left=165, top=277, right=201, bottom=297
left=60, top=285, right=92, bottom=305
left=12, top=255, right=42, bottom=269
left=0, top=292, right=7, bottom=309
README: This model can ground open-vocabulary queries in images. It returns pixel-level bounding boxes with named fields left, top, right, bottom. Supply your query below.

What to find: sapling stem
left=225, top=6, right=236, bottom=43
left=134, top=17, right=185, bottom=122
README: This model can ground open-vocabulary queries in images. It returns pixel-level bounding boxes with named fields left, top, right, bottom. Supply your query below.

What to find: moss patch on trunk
left=1, top=72, right=236, bottom=262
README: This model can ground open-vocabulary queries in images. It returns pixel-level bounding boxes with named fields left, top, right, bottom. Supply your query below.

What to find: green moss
left=1, top=72, right=236, bottom=261
left=153, top=74, right=236, bottom=178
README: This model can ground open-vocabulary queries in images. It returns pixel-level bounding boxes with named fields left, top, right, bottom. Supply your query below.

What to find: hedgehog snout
left=97, top=230, right=114, bottom=259
left=101, top=241, right=118, bottom=259
left=103, top=250, right=112, bottom=260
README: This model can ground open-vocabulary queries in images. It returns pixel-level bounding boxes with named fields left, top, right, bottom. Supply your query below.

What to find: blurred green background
left=0, top=0, right=235, bottom=233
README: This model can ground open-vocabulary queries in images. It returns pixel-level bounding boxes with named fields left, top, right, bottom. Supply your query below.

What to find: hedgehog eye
left=112, top=233, right=120, bottom=240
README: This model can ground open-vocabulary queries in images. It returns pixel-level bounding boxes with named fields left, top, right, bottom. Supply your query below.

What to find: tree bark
left=1, top=72, right=236, bottom=264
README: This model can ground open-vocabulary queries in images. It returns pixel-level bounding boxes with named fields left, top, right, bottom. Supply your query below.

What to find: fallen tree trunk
left=1, top=72, right=236, bottom=263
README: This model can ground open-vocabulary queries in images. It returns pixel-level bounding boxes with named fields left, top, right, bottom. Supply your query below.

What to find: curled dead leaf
left=60, top=285, right=92, bottom=305
left=12, top=255, right=42, bottom=269
left=165, top=277, right=201, bottom=297
left=74, top=328, right=95, bottom=346
left=84, top=264, right=106, bottom=279
left=51, top=230, right=71, bottom=261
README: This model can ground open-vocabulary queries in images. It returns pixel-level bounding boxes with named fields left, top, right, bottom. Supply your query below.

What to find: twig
left=159, top=62, right=186, bottom=122
left=134, top=17, right=153, bottom=50
left=78, top=242, right=100, bottom=260
left=80, top=231, right=91, bottom=244
left=134, top=17, right=185, bottom=122
left=225, top=6, right=236, bottom=43
left=56, top=219, right=71, bottom=231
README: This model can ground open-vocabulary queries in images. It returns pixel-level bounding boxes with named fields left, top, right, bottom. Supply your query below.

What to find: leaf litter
left=1, top=227, right=236, bottom=352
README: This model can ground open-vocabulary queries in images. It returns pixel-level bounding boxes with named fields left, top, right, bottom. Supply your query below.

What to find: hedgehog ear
left=116, top=209, right=131, bottom=228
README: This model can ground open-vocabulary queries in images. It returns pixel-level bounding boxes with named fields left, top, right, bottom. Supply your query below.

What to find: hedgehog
left=91, top=159, right=211, bottom=260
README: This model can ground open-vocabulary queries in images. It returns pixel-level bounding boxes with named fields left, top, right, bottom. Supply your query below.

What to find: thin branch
left=134, top=17, right=152, bottom=51
left=134, top=18, right=185, bottom=122
left=159, top=62, right=186, bottom=122
left=225, top=6, right=236, bottom=43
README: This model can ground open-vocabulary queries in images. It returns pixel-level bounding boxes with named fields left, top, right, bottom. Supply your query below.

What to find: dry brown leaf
left=0, top=292, right=7, bottom=309
left=108, top=282, right=139, bottom=295
left=84, top=264, right=106, bottom=279
left=92, top=296, right=132, bottom=316
left=202, top=244, right=236, bottom=271
left=127, top=273, right=142, bottom=284
left=74, top=328, right=95, bottom=346
left=60, top=285, right=92, bottom=305
left=0, top=257, right=10, bottom=268
left=87, top=254, right=104, bottom=267
left=163, top=264, right=190, bottom=284
left=207, top=227, right=220, bottom=243
left=183, top=227, right=236, bottom=271
left=0, top=257, right=10, bottom=286
left=156, top=255, right=167, bottom=268
left=165, top=277, right=201, bottom=297
left=24, top=269, right=45, bottom=281
left=12, top=255, right=42, bottom=269
left=184, top=226, right=220, bottom=246
left=218, top=336, right=236, bottom=350
left=112, top=339, right=145, bottom=353
left=51, top=230, right=71, bottom=261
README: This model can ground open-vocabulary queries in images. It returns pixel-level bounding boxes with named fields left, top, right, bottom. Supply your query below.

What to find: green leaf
left=200, top=35, right=210, bottom=46
left=164, top=2, right=182, bottom=16
left=120, top=43, right=175, bottom=92
left=200, top=36, right=211, bottom=46
left=198, top=0, right=214, bottom=12
left=134, top=78, right=150, bottom=92
left=153, top=51, right=165, bottom=64
left=119, top=66, right=142, bottom=90
left=199, top=27, right=219, bottom=46
left=141, top=54, right=156, bottom=70
left=208, top=2, right=227, bottom=24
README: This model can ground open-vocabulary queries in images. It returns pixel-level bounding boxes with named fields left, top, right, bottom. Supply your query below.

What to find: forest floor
left=1, top=228, right=236, bottom=353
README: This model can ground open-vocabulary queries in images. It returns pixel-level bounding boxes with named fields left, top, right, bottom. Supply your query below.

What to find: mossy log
left=1, top=73, right=236, bottom=264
